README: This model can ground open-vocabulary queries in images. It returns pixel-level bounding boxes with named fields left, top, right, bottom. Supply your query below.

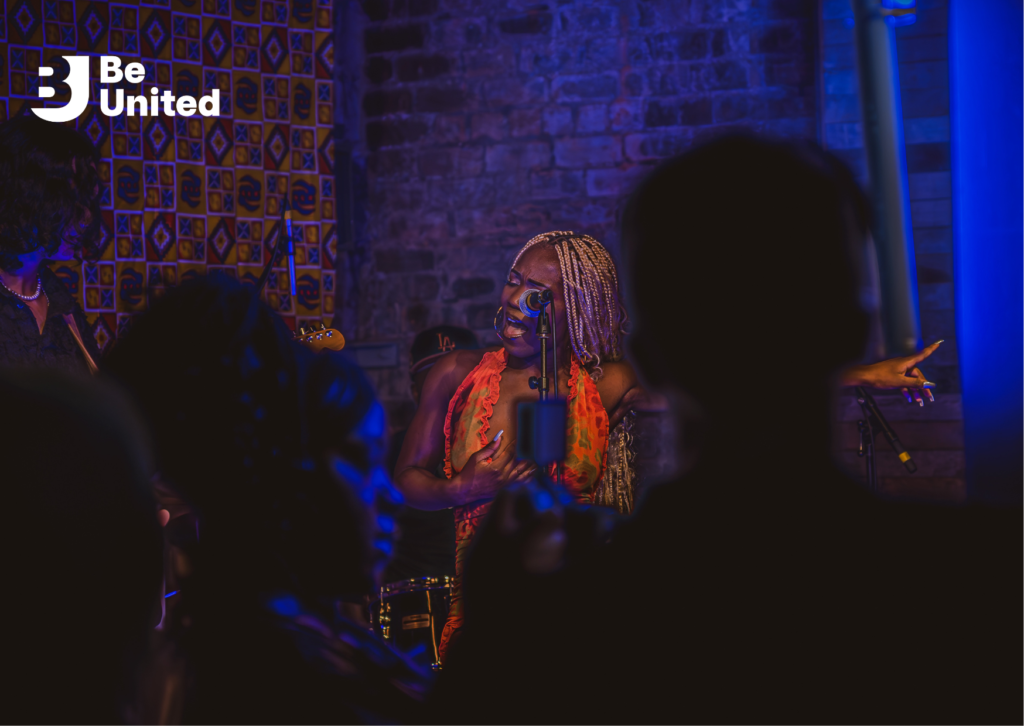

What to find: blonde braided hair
left=510, top=231, right=627, bottom=380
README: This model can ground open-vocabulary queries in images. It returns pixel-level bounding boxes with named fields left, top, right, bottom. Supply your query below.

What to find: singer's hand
left=452, top=433, right=537, bottom=506
left=840, top=341, right=942, bottom=406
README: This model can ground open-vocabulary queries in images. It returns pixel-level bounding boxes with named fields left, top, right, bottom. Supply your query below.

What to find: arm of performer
left=394, top=352, right=534, bottom=511
left=600, top=339, right=943, bottom=421
left=839, top=340, right=942, bottom=405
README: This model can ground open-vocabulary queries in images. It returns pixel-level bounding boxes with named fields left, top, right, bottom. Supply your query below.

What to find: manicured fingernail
left=923, top=382, right=936, bottom=388
left=493, top=429, right=504, bottom=442
left=918, top=399, right=924, bottom=407
left=936, top=340, right=944, bottom=344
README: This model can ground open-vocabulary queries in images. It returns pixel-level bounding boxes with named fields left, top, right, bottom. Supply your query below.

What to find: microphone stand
left=549, top=308, right=560, bottom=487
left=857, top=414, right=878, bottom=493
left=527, top=301, right=562, bottom=487
left=254, top=202, right=290, bottom=298
left=284, top=198, right=298, bottom=298
left=530, top=308, right=551, bottom=400
left=855, top=386, right=917, bottom=492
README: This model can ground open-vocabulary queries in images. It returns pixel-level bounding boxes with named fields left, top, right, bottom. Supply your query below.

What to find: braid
left=552, top=243, right=584, bottom=362
left=509, top=231, right=627, bottom=380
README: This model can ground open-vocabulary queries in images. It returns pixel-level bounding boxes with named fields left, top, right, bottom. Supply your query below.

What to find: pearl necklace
left=0, top=275, right=43, bottom=301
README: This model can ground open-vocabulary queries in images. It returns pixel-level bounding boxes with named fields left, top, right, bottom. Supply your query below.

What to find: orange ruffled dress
left=438, top=348, right=609, bottom=662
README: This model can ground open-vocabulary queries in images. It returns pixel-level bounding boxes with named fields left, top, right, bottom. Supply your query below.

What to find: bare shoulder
left=597, top=359, right=638, bottom=390
left=452, top=347, right=493, bottom=374
left=594, top=359, right=639, bottom=410
left=426, top=347, right=490, bottom=390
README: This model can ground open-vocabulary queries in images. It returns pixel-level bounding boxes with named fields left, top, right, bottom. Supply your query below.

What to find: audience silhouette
left=105, top=275, right=427, bottom=724
left=1, top=370, right=163, bottom=724
left=433, top=136, right=1021, bottom=725
left=3, top=135, right=1017, bottom=725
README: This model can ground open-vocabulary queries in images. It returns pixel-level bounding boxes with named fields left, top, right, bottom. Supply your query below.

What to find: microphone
left=855, top=386, right=917, bottom=473
left=518, top=288, right=553, bottom=318
left=283, top=197, right=297, bottom=298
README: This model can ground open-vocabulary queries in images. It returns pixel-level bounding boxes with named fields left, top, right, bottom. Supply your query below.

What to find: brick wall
left=820, top=0, right=963, bottom=502
left=335, top=0, right=821, bottom=458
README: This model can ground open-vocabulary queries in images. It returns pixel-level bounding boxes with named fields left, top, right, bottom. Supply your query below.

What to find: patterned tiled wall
left=0, top=0, right=336, bottom=351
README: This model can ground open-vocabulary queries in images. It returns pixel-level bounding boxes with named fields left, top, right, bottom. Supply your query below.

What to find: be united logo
left=32, top=56, right=221, bottom=123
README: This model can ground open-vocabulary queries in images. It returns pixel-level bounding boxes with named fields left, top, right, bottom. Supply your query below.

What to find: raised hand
left=453, top=431, right=537, bottom=506
left=841, top=340, right=943, bottom=406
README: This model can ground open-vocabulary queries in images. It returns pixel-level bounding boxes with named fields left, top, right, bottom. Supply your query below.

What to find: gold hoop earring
left=493, top=306, right=504, bottom=340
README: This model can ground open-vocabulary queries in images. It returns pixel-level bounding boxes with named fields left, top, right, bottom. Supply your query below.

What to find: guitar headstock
left=294, top=323, right=346, bottom=353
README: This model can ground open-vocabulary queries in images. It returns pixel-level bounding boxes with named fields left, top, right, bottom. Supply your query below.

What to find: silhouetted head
left=105, top=274, right=396, bottom=601
left=1, top=369, right=162, bottom=723
left=0, top=115, right=102, bottom=272
left=625, top=135, right=870, bottom=409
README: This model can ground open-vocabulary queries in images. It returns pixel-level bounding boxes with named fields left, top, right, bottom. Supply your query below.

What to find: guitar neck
left=294, top=326, right=345, bottom=353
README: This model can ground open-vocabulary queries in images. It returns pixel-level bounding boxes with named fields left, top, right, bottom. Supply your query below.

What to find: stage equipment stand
left=254, top=200, right=293, bottom=298
left=855, top=386, right=917, bottom=493
left=519, top=299, right=566, bottom=488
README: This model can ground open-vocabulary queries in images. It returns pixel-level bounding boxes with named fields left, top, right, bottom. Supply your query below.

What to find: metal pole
left=852, top=0, right=922, bottom=356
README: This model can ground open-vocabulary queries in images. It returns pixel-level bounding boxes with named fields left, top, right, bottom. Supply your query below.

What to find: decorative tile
left=1, top=0, right=333, bottom=343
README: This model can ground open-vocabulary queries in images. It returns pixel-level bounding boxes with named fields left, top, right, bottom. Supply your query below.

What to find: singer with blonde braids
left=394, top=230, right=660, bottom=663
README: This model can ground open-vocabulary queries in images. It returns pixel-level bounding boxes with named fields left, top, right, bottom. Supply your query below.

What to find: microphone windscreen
left=519, top=288, right=542, bottom=318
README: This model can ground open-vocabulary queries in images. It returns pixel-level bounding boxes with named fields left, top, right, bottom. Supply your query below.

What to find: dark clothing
left=384, top=428, right=457, bottom=584
left=385, top=506, right=457, bottom=583
left=0, top=265, right=100, bottom=374
left=150, top=595, right=429, bottom=724
left=436, top=458, right=1023, bottom=725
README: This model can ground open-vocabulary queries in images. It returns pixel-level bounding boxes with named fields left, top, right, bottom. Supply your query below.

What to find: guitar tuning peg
left=297, top=326, right=309, bottom=336
left=318, top=322, right=327, bottom=330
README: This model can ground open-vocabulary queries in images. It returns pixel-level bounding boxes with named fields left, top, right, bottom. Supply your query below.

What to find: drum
left=370, top=576, right=451, bottom=670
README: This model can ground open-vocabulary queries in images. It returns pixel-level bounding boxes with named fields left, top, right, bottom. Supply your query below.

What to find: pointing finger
left=906, top=340, right=943, bottom=367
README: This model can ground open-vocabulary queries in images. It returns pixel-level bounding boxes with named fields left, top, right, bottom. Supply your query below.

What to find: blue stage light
left=267, top=595, right=301, bottom=617
left=950, top=0, right=1024, bottom=503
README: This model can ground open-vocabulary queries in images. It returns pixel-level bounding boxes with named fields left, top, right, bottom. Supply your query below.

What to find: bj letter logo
left=32, top=56, right=220, bottom=123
